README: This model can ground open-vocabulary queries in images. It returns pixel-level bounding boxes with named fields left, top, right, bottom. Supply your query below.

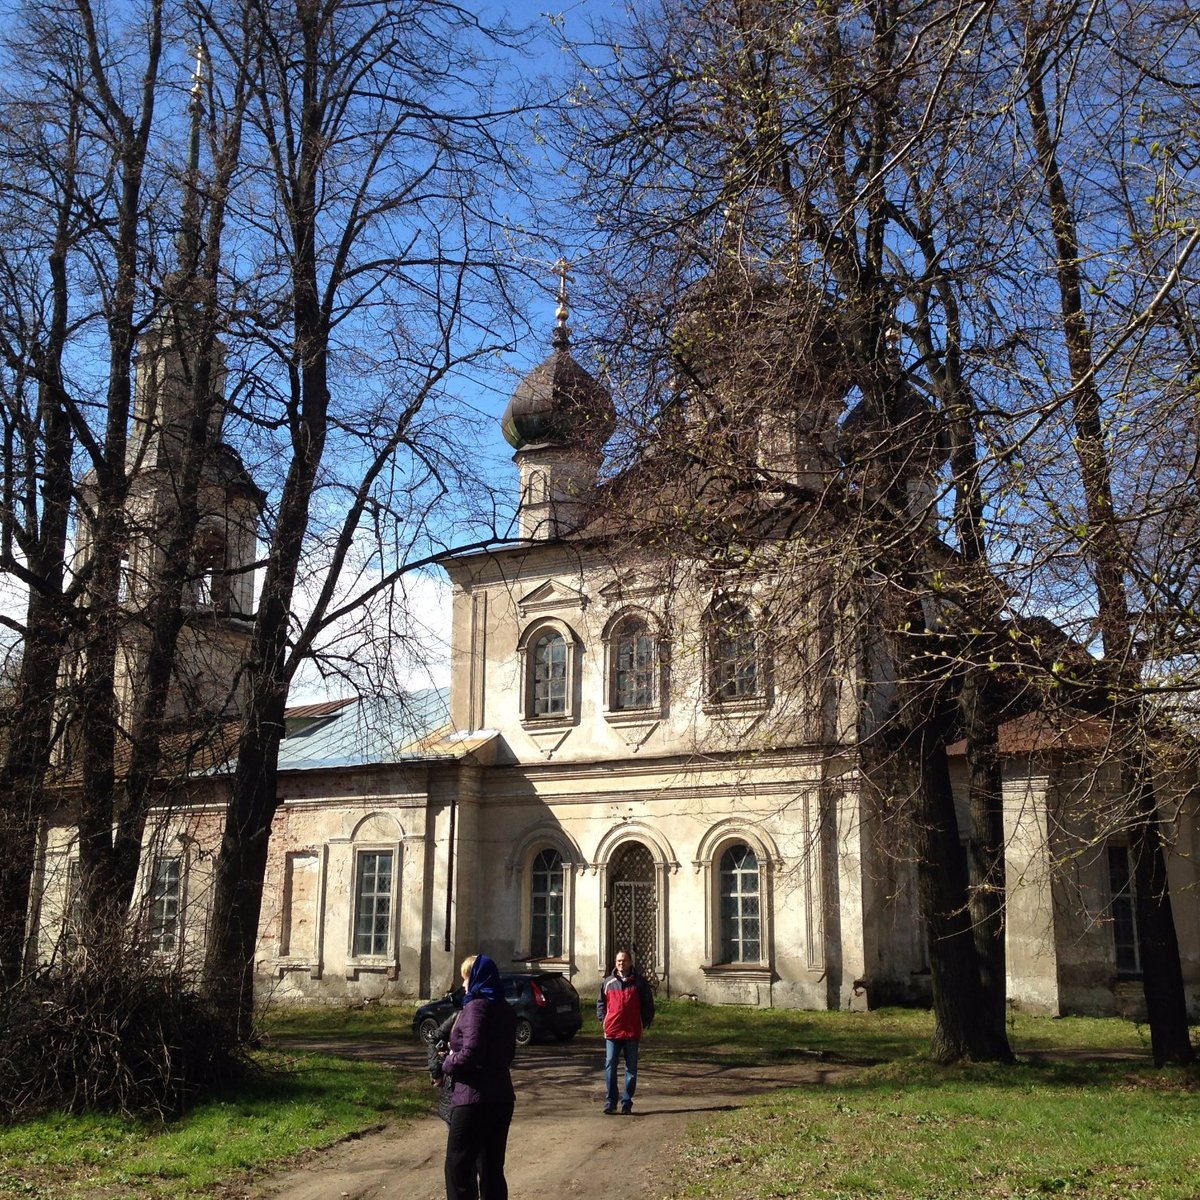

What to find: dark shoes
left=620, top=1103, right=633, bottom=1115
left=602, top=1103, right=616, bottom=1114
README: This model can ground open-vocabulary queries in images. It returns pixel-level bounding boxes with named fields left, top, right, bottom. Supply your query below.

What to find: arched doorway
left=608, top=842, right=658, bottom=982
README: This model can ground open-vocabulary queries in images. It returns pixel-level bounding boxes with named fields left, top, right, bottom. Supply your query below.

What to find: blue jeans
left=604, top=1037, right=640, bottom=1109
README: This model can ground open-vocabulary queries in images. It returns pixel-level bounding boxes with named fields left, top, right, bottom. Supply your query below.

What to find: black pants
left=444, top=1100, right=514, bottom=1200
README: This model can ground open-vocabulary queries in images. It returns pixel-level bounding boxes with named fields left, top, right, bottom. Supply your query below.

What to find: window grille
left=530, top=848, right=564, bottom=958
left=353, top=851, right=393, bottom=957
left=719, top=844, right=760, bottom=962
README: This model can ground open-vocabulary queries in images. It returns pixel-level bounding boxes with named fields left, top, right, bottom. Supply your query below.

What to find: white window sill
left=701, top=963, right=772, bottom=983
left=604, top=706, right=664, bottom=727
left=520, top=715, right=577, bottom=733
left=345, top=958, right=399, bottom=980
left=702, top=696, right=769, bottom=717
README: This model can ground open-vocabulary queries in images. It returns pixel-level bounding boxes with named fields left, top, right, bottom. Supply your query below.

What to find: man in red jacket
left=596, top=947, right=655, bottom=1115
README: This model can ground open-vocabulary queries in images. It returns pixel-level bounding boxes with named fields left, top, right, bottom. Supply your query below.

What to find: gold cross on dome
left=191, top=43, right=205, bottom=97
left=554, top=257, right=572, bottom=326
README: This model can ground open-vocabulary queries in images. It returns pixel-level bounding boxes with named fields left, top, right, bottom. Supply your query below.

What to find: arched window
left=530, top=848, right=564, bottom=958
left=531, top=630, right=568, bottom=717
left=719, top=844, right=760, bottom=963
left=193, top=531, right=229, bottom=611
left=707, top=600, right=761, bottom=703
left=612, top=616, right=656, bottom=711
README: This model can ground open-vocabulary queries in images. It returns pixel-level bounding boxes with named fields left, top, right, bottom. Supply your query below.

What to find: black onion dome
left=501, top=324, right=615, bottom=451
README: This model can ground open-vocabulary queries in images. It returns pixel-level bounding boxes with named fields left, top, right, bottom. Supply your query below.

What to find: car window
left=537, top=975, right=572, bottom=997
left=502, top=978, right=520, bottom=1001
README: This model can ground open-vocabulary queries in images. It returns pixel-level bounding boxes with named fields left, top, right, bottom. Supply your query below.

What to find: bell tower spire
left=501, top=262, right=615, bottom=539
left=176, top=42, right=205, bottom=289
left=552, top=256, right=571, bottom=349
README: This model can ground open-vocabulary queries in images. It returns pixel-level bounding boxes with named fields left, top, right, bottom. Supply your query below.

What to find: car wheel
left=515, top=1018, right=534, bottom=1047
left=417, top=1016, right=439, bottom=1043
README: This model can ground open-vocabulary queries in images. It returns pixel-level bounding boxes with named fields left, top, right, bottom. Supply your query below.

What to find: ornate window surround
left=342, top=813, right=406, bottom=979
left=694, top=822, right=777, bottom=979
left=517, top=617, right=582, bottom=730
left=602, top=607, right=668, bottom=723
left=592, top=823, right=679, bottom=983
left=505, top=826, right=582, bottom=970
left=702, top=594, right=771, bottom=715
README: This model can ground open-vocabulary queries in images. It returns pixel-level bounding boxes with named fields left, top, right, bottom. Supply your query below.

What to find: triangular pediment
left=516, top=578, right=587, bottom=617
left=598, top=572, right=661, bottom=603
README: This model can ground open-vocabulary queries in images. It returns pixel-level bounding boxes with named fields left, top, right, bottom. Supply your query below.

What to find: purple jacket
left=440, top=997, right=517, bottom=1107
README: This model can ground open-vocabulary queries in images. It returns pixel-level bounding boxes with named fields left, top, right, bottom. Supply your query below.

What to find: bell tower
left=501, top=262, right=615, bottom=539
left=93, top=46, right=265, bottom=732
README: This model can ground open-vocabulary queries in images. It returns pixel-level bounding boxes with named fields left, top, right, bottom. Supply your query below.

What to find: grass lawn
left=0, top=1001, right=1193, bottom=1199
left=668, top=1056, right=1199, bottom=1200
left=651, top=1005, right=1199, bottom=1200
left=0, top=1045, right=431, bottom=1199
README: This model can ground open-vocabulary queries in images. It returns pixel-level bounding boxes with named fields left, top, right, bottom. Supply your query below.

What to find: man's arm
left=639, top=976, right=655, bottom=1029
left=596, top=977, right=608, bottom=1023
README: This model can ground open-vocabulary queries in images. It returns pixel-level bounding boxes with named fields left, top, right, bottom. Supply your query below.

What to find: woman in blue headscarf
left=439, top=954, right=518, bottom=1200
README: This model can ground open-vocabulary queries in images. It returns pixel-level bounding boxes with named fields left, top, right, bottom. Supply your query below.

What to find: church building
left=30, top=277, right=1200, bottom=1022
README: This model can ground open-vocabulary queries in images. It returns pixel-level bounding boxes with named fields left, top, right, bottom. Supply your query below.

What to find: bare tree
left=559, top=0, right=1200, bottom=1060
left=1013, top=0, right=1196, bottom=1064
left=197, top=0, right=534, bottom=1030
left=0, top=0, right=261, bottom=965
left=558, top=0, right=1019, bottom=1061
left=2, top=0, right=533, bottom=1017
left=0, top=0, right=181, bottom=970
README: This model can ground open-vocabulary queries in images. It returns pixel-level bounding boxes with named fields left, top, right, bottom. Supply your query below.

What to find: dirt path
left=235, top=1038, right=854, bottom=1200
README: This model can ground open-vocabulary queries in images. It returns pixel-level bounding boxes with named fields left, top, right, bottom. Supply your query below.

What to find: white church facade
left=30, top=287, right=1200, bottom=1021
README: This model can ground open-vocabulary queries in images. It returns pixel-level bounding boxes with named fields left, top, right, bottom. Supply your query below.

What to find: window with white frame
left=719, top=844, right=761, bottom=963
left=148, top=856, right=182, bottom=953
left=531, top=629, right=568, bottom=717
left=63, top=858, right=82, bottom=956
left=611, top=615, right=656, bottom=711
left=1107, top=844, right=1140, bottom=975
left=530, top=848, right=564, bottom=958
left=707, top=599, right=763, bottom=704
left=353, top=850, right=393, bottom=957
left=117, top=550, right=134, bottom=604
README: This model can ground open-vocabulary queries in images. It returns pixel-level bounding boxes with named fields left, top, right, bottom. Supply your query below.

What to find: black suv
left=412, top=970, right=583, bottom=1047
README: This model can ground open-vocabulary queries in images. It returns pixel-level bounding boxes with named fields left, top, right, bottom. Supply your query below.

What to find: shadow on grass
left=795, top=1052, right=1200, bottom=1100
left=222, top=1048, right=434, bottom=1122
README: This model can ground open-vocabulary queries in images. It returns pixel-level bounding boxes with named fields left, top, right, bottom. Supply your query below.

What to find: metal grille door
left=609, top=843, right=658, bottom=983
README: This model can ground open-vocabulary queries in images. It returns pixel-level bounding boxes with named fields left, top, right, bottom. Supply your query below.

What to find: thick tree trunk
left=962, top=670, right=1013, bottom=1059
left=1128, top=774, right=1193, bottom=1066
left=909, top=697, right=1000, bottom=1062
left=72, top=1, right=164, bottom=955
left=203, top=695, right=285, bottom=1037
left=0, top=394, right=73, bottom=983
left=0, top=602, right=66, bottom=982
